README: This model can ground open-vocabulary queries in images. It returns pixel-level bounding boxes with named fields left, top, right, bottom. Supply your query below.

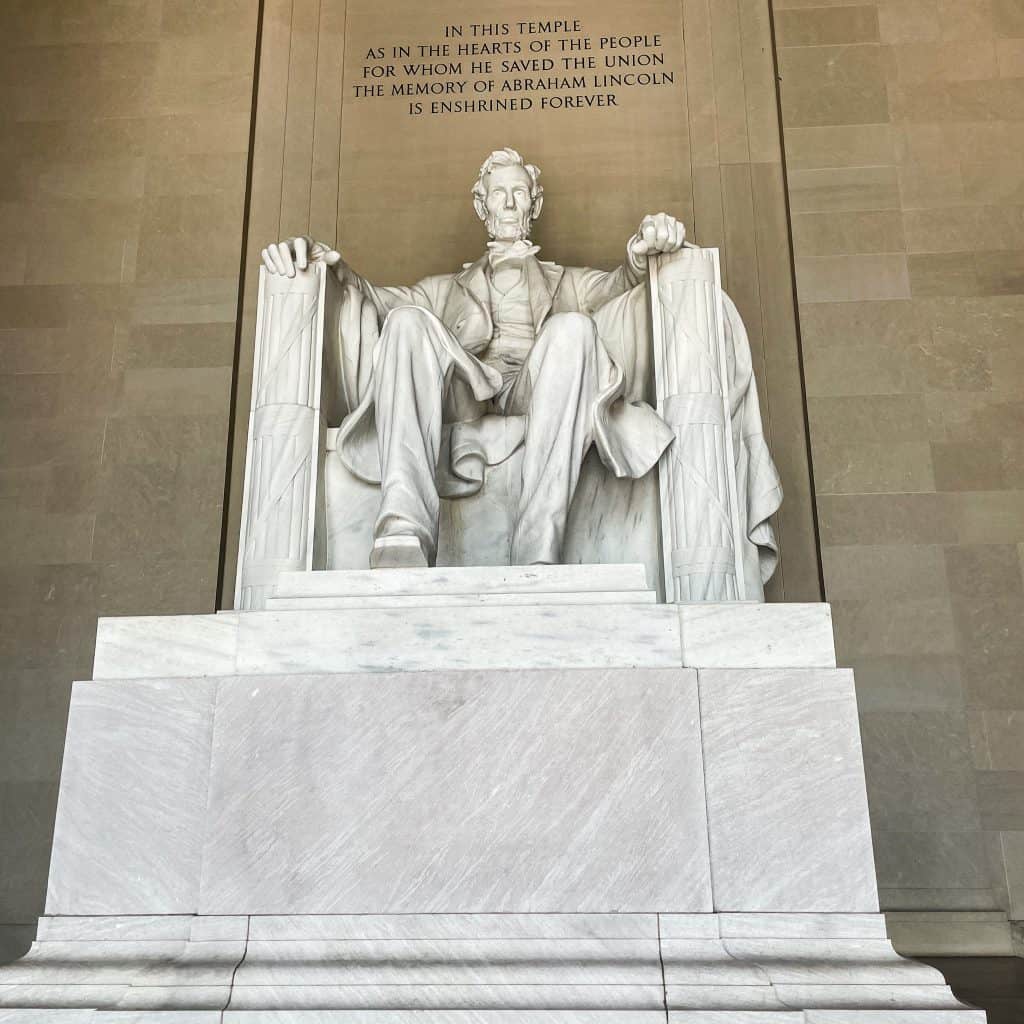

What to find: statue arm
left=260, top=236, right=437, bottom=322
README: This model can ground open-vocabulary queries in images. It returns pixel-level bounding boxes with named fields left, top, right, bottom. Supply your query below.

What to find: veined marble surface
left=0, top=913, right=981, bottom=1021
left=46, top=679, right=218, bottom=915
left=699, top=668, right=879, bottom=912
left=198, top=668, right=711, bottom=914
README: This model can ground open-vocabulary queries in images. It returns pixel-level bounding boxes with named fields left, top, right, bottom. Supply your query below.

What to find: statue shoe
left=369, top=535, right=430, bottom=569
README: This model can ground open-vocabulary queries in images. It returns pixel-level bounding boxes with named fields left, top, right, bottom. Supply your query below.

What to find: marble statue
left=262, top=149, right=683, bottom=569
left=240, top=147, right=782, bottom=605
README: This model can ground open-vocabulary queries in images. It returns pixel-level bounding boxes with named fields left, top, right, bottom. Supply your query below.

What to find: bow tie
left=487, top=240, right=541, bottom=267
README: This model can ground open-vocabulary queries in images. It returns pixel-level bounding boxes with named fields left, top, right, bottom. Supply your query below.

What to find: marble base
left=0, top=576, right=977, bottom=1021
left=92, top=565, right=835, bottom=679
left=0, top=913, right=983, bottom=1021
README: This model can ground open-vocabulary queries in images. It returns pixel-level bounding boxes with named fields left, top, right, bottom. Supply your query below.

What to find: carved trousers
left=373, top=306, right=601, bottom=565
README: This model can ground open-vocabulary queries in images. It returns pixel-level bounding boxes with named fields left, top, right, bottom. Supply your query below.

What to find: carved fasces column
left=234, top=264, right=330, bottom=610
left=649, top=248, right=746, bottom=602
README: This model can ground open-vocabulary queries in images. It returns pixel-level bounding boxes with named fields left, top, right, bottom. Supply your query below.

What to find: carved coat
left=331, top=253, right=674, bottom=492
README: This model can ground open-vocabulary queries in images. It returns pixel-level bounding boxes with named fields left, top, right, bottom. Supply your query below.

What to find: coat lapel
left=525, top=257, right=565, bottom=333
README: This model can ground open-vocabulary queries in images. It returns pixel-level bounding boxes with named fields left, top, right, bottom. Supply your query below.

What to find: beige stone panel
left=996, top=37, right=1024, bottom=74
left=24, top=199, right=141, bottom=286
left=889, top=79, right=1024, bottom=123
left=132, top=277, right=240, bottom=326
left=877, top=0, right=943, bottom=43
left=946, top=543, right=1024, bottom=600
left=143, top=112, right=253, bottom=156
left=2, top=155, right=146, bottom=203
left=908, top=252, right=981, bottom=297
left=775, top=5, right=880, bottom=46
left=850, top=652, right=966, bottom=712
left=787, top=165, right=900, bottom=213
left=1001, top=831, right=1024, bottom=918
left=795, top=253, right=911, bottom=302
left=708, top=0, right=750, bottom=163
left=967, top=710, right=992, bottom=768
left=6, top=118, right=149, bottom=162
left=92, top=459, right=225, bottom=563
left=115, top=366, right=233, bottom=418
left=690, top=165, right=726, bottom=252
left=97, top=558, right=219, bottom=616
left=974, top=249, right=1024, bottom=295
left=782, top=122, right=895, bottom=170
left=961, top=161, right=1024, bottom=204
left=897, top=121, right=1024, bottom=165
left=147, top=72, right=255, bottom=119
left=160, top=0, right=256, bottom=37
left=822, top=543, right=947, bottom=600
left=881, top=39, right=998, bottom=81
left=804, top=341, right=925, bottom=395
left=933, top=442, right=1007, bottom=492
left=777, top=44, right=890, bottom=127
left=737, top=0, right=782, bottom=163
left=993, top=0, right=1024, bottom=38
left=861, top=710, right=975, bottom=775
left=277, top=0, right=321, bottom=236
left=104, top=414, right=235, bottom=469
left=3, top=0, right=161, bottom=46
left=807, top=393, right=931, bottom=445
left=923, top=293, right=1024, bottom=345
left=682, top=0, right=719, bottom=167
left=874, top=829, right=995, bottom=890
left=925, top=390, right=1024, bottom=443
left=11, top=76, right=157, bottom=124
left=898, top=163, right=964, bottom=209
left=144, top=153, right=249, bottom=197
left=0, top=509, right=95, bottom=565
left=832, top=596, right=957, bottom=657
left=0, top=374, right=61, bottom=420
left=135, top=194, right=247, bottom=284
left=112, top=322, right=236, bottom=371
left=817, top=492, right=958, bottom=545
left=0, top=283, right=129, bottom=330
left=791, top=208, right=906, bottom=255
left=309, top=0, right=347, bottom=239
left=0, top=417, right=106, bottom=473
left=0, top=41, right=158, bottom=87
left=977, top=771, right=1024, bottom=830
left=982, top=713, right=1024, bottom=771
left=952, top=490, right=1024, bottom=544
left=815, top=440, right=935, bottom=493
left=156, top=31, right=260, bottom=77
left=0, top=325, right=116, bottom=375
left=796, top=297, right=927, bottom=350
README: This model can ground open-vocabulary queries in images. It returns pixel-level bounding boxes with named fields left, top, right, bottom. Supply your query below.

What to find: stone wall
left=774, top=0, right=1024, bottom=926
left=0, top=0, right=259, bottom=961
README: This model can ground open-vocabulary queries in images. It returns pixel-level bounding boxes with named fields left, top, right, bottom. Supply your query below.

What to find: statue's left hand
left=628, top=213, right=686, bottom=268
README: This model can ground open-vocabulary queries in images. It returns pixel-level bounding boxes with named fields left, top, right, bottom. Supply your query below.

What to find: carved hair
left=471, top=148, right=544, bottom=222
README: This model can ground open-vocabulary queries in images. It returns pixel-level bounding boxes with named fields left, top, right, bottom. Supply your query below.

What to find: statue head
left=471, top=148, right=544, bottom=242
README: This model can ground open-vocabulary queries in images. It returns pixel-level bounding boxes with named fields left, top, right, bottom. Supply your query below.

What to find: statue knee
left=541, top=312, right=599, bottom=360
left=379, top=305, right=444, bottom=354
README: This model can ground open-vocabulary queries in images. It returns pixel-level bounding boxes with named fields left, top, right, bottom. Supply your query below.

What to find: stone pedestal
left=0, top=566, right=985, bottom=1021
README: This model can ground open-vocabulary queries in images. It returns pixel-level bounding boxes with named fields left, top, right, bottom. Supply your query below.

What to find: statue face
left=482, top=163, right=535, bottom=242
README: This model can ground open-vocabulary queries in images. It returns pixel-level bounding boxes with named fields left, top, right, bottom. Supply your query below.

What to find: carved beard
left=485, top=208, right=532, bottom=242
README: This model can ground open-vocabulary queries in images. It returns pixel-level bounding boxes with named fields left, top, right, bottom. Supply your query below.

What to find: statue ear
left=473, top=194, right=488, bottom=222
left=531, top=193, right=544, bottom=221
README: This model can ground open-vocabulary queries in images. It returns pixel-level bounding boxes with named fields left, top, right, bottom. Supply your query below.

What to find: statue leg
left=372, top=305, right=456, bottom=567
left=508, top=312, right=600, bottom=565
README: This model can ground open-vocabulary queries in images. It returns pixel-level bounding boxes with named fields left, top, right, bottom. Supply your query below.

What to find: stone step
left=271, top=562, right=651, bottom=600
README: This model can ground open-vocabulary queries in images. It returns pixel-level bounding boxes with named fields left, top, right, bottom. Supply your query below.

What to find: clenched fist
left=627, top=213, right=686, bottom=274
left=261, top=236, right=342, bottom=278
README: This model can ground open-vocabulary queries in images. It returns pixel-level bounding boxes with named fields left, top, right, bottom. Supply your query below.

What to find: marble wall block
left=45, top=679, right=217, bottom=915
left=698, top=667, right=878, bottom=912
left=198, top=668, right=712, bottom=915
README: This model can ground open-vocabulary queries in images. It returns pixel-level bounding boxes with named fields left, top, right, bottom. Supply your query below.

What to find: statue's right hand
left=261, top=236, right=342, bottom=277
